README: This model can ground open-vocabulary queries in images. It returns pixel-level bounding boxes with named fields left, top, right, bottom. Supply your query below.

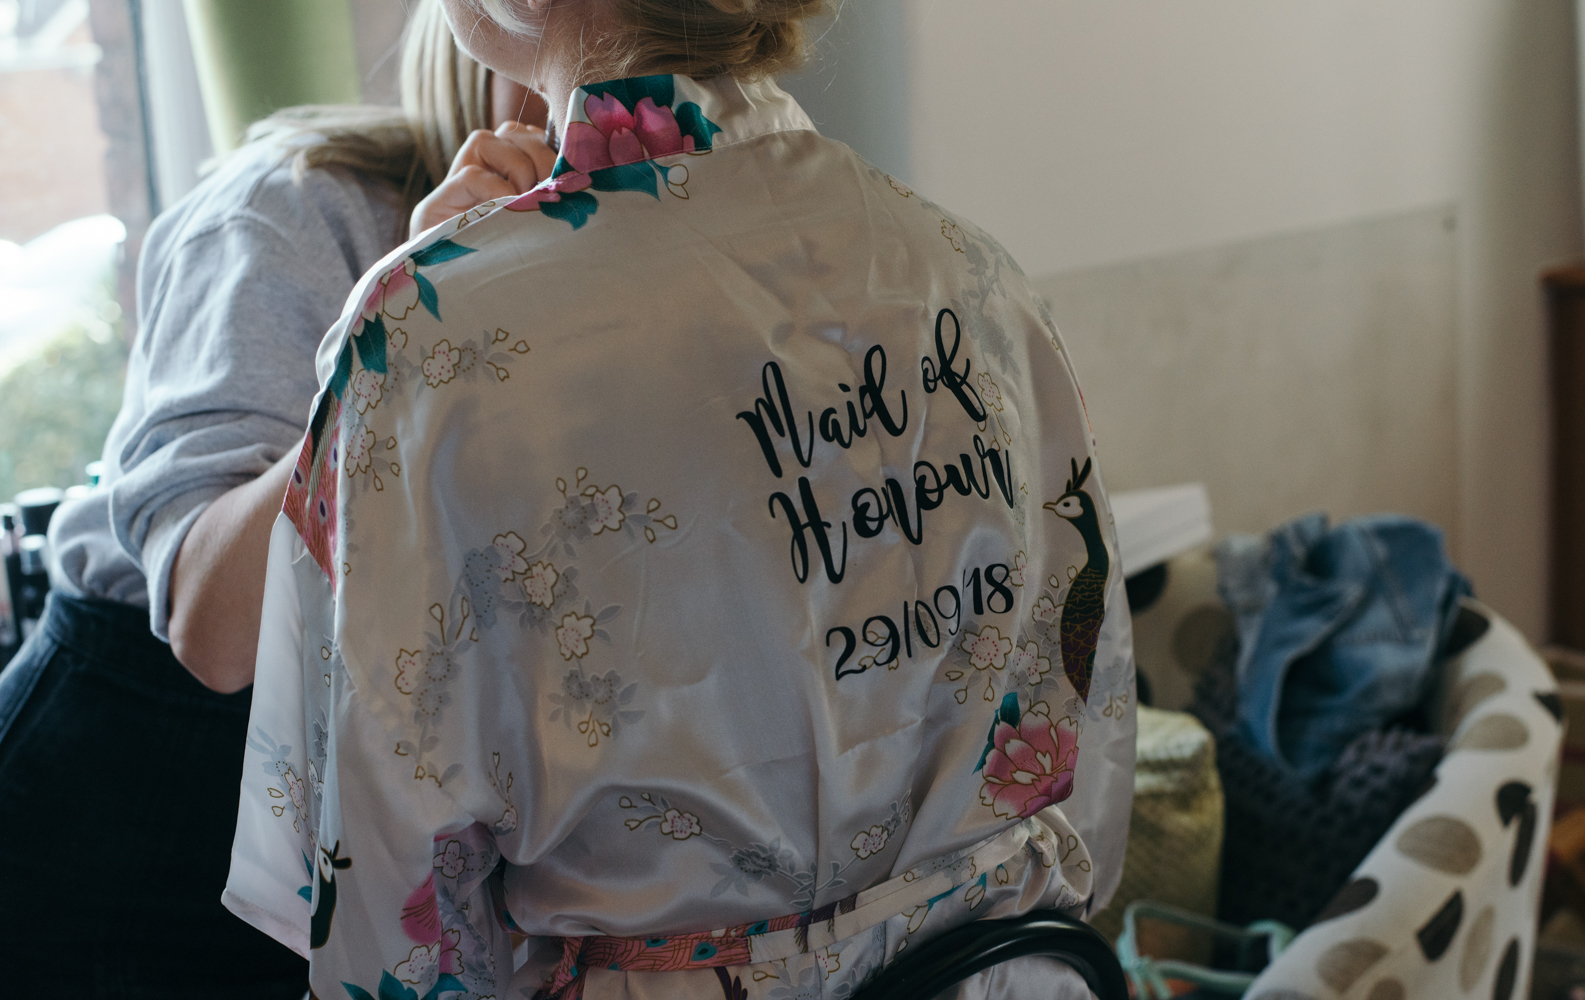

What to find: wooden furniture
left=1545, top=266, right=1585, bottom=649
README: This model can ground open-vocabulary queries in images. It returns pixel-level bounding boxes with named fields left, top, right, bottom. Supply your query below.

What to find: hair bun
left=611, top=0, right=831, bottom=79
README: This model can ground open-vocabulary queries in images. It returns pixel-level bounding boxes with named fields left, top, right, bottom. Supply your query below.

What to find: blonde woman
left=0, top=4, right=551, bottom=996
left=229, top=1, right=1138, bottom=998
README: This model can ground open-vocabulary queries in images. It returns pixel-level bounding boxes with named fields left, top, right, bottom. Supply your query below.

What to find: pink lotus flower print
left=979, top=715, right=1079, bottom=819
left=566, top=93, right=696, bottom=173
left=504, top=169, right=594, bottom=213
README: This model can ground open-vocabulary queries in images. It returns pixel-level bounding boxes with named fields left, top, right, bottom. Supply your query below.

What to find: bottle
left=0, top=505, right=18, bottom=664
left=15, top=535, right=48, bottom=641
left=12, top=487, right=63, bottom=644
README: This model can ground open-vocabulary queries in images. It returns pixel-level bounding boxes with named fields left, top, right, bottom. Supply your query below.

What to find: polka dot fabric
left=1244, top=600, right=1561, bottom=1000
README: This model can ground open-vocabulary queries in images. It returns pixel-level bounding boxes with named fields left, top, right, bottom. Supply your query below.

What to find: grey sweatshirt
left=48, top=141, right=403, bottom=641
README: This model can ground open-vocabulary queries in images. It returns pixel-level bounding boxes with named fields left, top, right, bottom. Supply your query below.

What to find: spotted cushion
left=1243, top=600, right=1561, bottom=1000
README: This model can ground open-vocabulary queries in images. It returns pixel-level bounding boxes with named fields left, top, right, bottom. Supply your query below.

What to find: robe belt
left=531, top=819, right=1044, bottom=1000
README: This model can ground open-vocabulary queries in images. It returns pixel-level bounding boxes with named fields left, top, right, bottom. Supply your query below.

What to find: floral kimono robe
left=225, top=74, right=1137, bottom=1000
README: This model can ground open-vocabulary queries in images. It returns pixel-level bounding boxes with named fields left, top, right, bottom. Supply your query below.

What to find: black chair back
left=852, top=909, right=1127, bottom=1000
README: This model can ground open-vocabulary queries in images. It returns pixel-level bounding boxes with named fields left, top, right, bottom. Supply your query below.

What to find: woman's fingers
left=494, top=122, right=559, bottom=184
left=407, top=120, right=558, bottom=239
left=409, top=165, right=518, bottom=239
left=454, top=127, right=552, bottom=195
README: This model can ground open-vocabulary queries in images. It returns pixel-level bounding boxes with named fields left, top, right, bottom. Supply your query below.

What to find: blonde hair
left=246, top=0, right=493, bottom=229
left=474, top=0, right=829, bottom=81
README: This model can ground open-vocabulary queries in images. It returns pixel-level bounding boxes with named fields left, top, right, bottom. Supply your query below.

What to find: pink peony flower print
left=850, top=824, right=889, bottom=859
left=400, top=873, right=441, bottom=944
left=422, top=340, right=461, bottom=387
left=961, top=625, right=1012, bottom=672
left=523, top=561, right=559, bottom=607
left=564, top=93, right=695, bottom=174
left=659, top=807, right=702, bottom=840
left=556, top=612, right=595, bottom=660
left=587, top=484, right=626, bottom=534
left=363, top=258, right=419, bottom=323
left=979, top=716, right=1079, bottom=819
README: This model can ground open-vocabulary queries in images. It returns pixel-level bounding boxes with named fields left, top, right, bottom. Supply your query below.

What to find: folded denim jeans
left=1217, top=513, right=1469, bottom=782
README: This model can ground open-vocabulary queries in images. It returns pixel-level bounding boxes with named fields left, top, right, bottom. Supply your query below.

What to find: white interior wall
left=860, top=0, right=1582, bottom=641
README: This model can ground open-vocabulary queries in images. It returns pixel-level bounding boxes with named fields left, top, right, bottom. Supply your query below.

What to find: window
left=0, top=0, right=146, bottom=501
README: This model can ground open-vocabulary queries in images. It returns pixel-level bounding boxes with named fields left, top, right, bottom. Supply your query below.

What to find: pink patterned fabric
left=532, top=898, right=855, bottom=1000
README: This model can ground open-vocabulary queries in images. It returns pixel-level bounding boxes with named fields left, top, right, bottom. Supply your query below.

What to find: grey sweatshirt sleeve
left=82, top=156, right=399, bottom=640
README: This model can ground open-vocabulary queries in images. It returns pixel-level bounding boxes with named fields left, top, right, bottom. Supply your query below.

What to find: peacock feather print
left=1043, top=457, right=1109, bottom=702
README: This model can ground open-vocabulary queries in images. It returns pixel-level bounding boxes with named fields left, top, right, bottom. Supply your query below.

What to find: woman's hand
left=409, top=122, right=558, bottom=239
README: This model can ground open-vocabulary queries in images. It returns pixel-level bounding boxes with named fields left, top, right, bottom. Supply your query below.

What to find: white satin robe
left=223, top=73, right=1136, bottom=1000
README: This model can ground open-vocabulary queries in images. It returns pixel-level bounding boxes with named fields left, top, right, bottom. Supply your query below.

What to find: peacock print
left=1043, top=457, right=1109, bottom=702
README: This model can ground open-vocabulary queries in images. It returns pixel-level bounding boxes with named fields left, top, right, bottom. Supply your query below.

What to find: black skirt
left=0, top=592, right=307, bottom=998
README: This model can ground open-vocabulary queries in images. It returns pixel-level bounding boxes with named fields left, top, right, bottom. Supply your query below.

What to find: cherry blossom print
left=941, top=219, right=966, bottom=253
left=347, top=426, right=376, bottom=476
left=363, top=257, right=420, bottom=323
left=850, top=824, right=889, bottom=859
left=1009, top=551, right=1027, bottom=588
left=422, top=340, right=462, bottom=387
left=556, top=612, right=596, bottom=660
left=433, top=840, right=467, bottom=878
left=523, top=561, right=559, bottom=607
left=817, top=949, right=842, bottom=978
left=492, top=532, right=529, bottom=580
left=352, top=367, right=385, bottom=414
left=392, top=930, right=462, bottom=995
left=587, top=484, right=626, bottom=534
left=286, top=770, right=306, bottom=815
left=659, top=808, right=703, bottom=840
left=1009, top=641, right=1051, bottom=687
left=1032, top=594, right=1058, bottom=623
left=961, top=625, right=1012, bottom=672
left=979, top=715, right=1079, bottom=819
left=394, top=649, right=420, bottom=694
left=887, top=174, right=913, bottom=198
left=977, top=372, right=1004, bottom=411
